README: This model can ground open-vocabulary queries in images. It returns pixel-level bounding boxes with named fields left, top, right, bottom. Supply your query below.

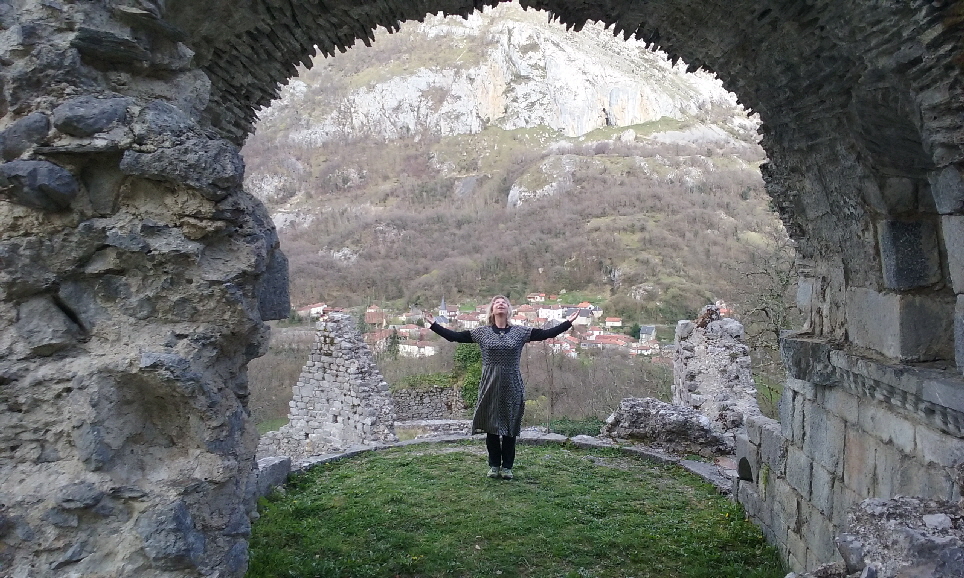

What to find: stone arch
left=1, top=1, right=962, bottom=576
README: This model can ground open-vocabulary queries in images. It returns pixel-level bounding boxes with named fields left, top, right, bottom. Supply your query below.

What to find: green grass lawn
left=247, top=443, right=784, bottom=578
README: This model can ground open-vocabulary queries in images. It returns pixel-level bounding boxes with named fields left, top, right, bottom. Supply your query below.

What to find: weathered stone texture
left=257, top=314, right=398, bottom=460
left=600, top=397, right=734, bottom=457
left=0, top=3, right=290, bottom=576
left=673, top=307, right=761, bottom=436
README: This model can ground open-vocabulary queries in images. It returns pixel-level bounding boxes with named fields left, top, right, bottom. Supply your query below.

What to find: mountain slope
left=241, top=3, right=784, bottom=323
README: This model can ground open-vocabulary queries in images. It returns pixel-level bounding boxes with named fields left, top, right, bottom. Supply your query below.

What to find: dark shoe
left=501, top=468, right=513, bottom=480
left=487, top=466, right=500, bottom=478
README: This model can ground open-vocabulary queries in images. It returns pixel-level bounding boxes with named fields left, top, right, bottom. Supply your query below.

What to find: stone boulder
left=52, top=96, right=130, bottom=137
left=844, top=497, right=964, bottom=578
left=600, top=397, right=734, bottom=457
left=0, top=159, right=80, bottom=211
left=0, top=111, right=50, bottom=160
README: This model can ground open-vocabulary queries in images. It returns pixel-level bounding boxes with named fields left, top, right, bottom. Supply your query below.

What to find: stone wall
left=674, top=311, right=964, bottom=573
left=673, top=307, right=761, bottom=437
left=0, top=2, right=291, bottom=576
left=733, top=337, right=964, bottom=572
left=257, top=314, right=397, bottom=459
left=392, top=386, right=465, bottom=420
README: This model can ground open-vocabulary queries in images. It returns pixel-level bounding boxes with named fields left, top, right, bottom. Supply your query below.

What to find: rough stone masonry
left=257, top=313, right=397, bottom=459
left=673, top=305, right=762, bottom=438
left=1, top=0, right=963, bottom=576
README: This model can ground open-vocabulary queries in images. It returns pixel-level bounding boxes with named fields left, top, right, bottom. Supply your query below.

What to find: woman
left=424, top=295, right=578, bottom=479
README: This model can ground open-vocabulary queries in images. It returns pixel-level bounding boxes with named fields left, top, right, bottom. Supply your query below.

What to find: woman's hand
left=422, top=311, right=435, bottom=328
left=566, top=311, right=579, bottom=324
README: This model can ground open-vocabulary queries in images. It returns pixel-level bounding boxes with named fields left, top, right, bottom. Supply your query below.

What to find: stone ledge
left=781, top=340, right=964, bottom=438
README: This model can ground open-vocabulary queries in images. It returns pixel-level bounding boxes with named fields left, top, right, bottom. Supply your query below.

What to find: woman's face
left=491, top=298, right=510, bottom=315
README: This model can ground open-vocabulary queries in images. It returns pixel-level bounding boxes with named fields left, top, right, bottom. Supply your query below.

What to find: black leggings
left=486, top=434, right=516, bottom=469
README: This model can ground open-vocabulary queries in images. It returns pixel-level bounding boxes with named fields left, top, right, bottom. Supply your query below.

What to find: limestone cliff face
left=259, top=3, right=740, bottom=146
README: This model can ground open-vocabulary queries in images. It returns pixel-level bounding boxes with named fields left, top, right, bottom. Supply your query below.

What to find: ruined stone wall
left=733, top=339, right=964, bottom=572
left=0, top=2, right=290, bottom=576
left=392, top=386, right=465, bottom=420
left=673, top=308, right=761, bottom=437
left=257, top=314, right=397, bottom=459
left=674, top=311, right=964, bottom=572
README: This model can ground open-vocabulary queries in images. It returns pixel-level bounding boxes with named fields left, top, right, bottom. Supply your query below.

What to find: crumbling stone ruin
left=673, top=306, right=762, bottom=435
left=257, top=314, right=397, bottom=459
left=600, top=397, right=734, bottom=457
left=1, top=0, right=963, bottom=576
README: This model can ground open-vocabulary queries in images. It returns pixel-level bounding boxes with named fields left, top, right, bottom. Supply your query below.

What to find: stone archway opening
left=241, top=1, right=781, bottom=454
left=1, top=1, right=962, bottom=577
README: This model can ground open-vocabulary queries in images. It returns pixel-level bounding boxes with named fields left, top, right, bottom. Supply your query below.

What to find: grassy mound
left=247, top=442, right=784, bottom=578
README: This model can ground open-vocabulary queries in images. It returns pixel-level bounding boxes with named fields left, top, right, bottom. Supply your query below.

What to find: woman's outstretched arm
left=424, top=317, right=474, bottom=343
left=529, top=311, right=579, bottom=342
left=529, top=319, right=573, bottom=342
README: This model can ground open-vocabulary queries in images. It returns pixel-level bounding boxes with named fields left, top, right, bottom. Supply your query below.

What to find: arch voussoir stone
left=1, top=0, right=962, bottom=576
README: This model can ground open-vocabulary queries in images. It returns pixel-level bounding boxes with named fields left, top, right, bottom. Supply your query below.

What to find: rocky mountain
left=241, top=2, right=784, bottom=323
left=256, top=4, right=741, bottom=143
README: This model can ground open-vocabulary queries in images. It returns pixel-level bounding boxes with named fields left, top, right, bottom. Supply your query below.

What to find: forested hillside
left=241, top=3, right=787, bottom=324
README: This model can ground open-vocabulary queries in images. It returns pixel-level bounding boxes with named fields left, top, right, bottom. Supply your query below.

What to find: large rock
left=52, top=96, right=130, bottom=137
left=600, top=397, right=734, bottom=456
left=795, top=497, right=964, bottom=578
left=844, top=497, right=964, bottom=578
left=0, top=159, right=80, bottom=211
left=120, top=138, right=244, bottom=201
left=0, top=111, right=50, bottom=160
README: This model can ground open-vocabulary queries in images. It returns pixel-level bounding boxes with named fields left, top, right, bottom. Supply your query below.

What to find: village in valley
left=291, top=292, right=729, bottom=362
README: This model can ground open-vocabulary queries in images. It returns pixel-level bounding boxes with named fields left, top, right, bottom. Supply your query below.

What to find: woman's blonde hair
left=486, top=295, right=512, bottom=326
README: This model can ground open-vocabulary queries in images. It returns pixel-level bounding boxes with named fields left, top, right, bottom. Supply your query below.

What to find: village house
left=363, top=328, right=392, bottom=352
left=398, top=309, right=424, bottom=323
left=516, top=304, right=538, bottom=321
left=538, top=304, right=566, bottom=322
left=295, top=302, right=330, bottom=320
left=511, top=313, right=528, bottom=326
left=545, top=334, right=580, bottom=358
left=399, top=340, right=438, bottom=358
left=583, top=325, right=606, bottom=339
left=630, top=342, right=660, bottom=356
left=639, top=325, right=658, bottom=342
left=593, top=334, right=633, bottom=350
left=455, top=313, right=481, bottom=330
left=604, top=317, right=622, bottom=328
left=365, top=304, right=387, bottom=326
left=571, top=309, right=593, bottom=326
left=526, top=292, right=546, bottom=303
left=395, top=324, right=424, bottom=339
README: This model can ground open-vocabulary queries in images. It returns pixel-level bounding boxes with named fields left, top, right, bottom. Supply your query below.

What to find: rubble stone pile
left=673, top=305, right=761, bottom=435
left=600, top=397, right=734, bottom=457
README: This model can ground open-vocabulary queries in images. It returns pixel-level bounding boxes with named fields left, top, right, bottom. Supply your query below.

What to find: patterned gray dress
left=428, top=321, right=573, bottom=437
left=468, top=325, right=533, bottom=436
